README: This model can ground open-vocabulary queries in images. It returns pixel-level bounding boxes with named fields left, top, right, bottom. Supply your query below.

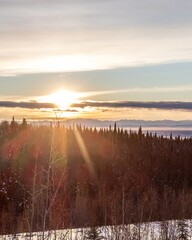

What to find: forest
left=0, top=117, right=192, bottom=236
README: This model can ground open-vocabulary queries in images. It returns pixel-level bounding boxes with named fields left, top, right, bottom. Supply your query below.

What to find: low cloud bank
left=0, top=101, right=57, bottom=109
left=72, top=101, right=192, bottom=111
left=1, top=100, right=192, bottom=111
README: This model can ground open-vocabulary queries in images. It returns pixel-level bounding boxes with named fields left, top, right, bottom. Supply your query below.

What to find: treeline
left=0, top=118, right=192, bottom=235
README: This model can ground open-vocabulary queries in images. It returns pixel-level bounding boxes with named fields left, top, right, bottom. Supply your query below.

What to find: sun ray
left=74, top=127, right=95, bottom=178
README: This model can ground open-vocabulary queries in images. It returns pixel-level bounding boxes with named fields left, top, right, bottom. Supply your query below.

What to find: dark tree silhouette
left=0, top=118, right=192, bottom=234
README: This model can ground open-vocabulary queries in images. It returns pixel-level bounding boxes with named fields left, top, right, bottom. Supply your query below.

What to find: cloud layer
left=0, top=101, right=56, bottom=109
left=1, top=100, right=192, bottom=112
left=1, top=0, right=192, bottom=74
left=72, top=101, right=192, bottom=111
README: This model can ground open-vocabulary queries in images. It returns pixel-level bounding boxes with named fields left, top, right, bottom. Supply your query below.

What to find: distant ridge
left=31, top=118, right=192, bottom=128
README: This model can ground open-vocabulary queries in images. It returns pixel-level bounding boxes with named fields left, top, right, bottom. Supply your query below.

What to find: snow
left=1, top=220, right=192, bottom=239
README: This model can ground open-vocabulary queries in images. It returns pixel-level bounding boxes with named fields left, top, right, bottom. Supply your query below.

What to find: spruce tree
left=84, top=227, right=105, bottom=240
left=21, top=118, right=27, bottom=129
left=177, top=219, right=189, bottom=240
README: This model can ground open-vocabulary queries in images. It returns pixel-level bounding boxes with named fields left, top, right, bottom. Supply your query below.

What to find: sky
left=0, top=0, right=192, bottom=121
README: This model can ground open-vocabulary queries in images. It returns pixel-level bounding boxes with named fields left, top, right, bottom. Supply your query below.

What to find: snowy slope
left=1, top=219, right=192, bottom=239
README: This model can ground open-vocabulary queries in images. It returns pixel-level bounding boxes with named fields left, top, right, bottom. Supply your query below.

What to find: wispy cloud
left=1, top=0, right=192, bottom=74
left=84, top=85, right=192, bottom=97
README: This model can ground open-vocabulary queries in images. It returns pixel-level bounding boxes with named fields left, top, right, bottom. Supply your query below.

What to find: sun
left=41, top=90, right=82, bottom=110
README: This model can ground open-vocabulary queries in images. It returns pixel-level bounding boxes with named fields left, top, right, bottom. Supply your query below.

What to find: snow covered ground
left=1, top=220, right=192, bottom=239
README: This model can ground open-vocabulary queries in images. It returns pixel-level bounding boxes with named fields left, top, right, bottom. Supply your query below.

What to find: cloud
left=0, top=101, right=57, bottom=109
left=72, top=101, right=192, bottom=111
left=1, top=0, right=192, bottom=74
left=54, top=108, right=79, bottom=112
left=84, top=85, right=192, bottom=97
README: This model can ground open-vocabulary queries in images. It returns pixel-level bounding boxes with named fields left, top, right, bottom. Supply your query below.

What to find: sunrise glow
left=39, top=90, right=82, bottom=110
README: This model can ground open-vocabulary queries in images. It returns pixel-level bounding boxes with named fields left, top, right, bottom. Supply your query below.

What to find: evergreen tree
left=84, top=227, right=105, bottom=240
left=177, top=219, right=189, bottom=240
left=21, top=118, right=27, bottom=130
left=138, top=126, right=142, bottom=136
left=138, top=126, right=142, bottom=141
left=10, top=116, right=18, bottom=133
left=0, top=120, right=9, bottom=135
left=114, top=122, right=117, bottom=133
